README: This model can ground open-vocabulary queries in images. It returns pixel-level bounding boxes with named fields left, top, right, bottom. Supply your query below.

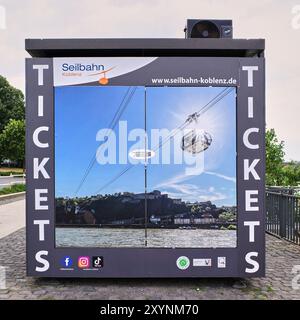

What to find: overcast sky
left=0, top=0, right=299, bottom=160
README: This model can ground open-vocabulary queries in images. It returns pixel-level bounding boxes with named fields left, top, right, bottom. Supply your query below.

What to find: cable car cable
left=73, top=86, right=137, bottom=196
left=92, top=87, right=234, bottom=195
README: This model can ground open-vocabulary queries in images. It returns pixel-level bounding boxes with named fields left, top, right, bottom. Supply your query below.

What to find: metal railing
left=266, top=189, right=300, bottom=244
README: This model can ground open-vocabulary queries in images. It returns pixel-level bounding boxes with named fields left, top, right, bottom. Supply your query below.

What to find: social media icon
left=92, top=256, right=104, bottom=268
left=78, top=256, right=90, bottom=268
left=60, top=256, right=73, bottom=268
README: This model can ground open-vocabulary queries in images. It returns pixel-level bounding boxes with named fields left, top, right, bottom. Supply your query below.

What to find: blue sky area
left=55, top=86, right=236, bottom=206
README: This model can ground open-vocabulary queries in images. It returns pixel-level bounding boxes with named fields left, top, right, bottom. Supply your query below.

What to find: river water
left=56, top=228, right=236, bottom=248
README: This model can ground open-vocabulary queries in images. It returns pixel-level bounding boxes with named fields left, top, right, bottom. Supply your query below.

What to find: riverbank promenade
left=0, top=199, right=300, bottom=300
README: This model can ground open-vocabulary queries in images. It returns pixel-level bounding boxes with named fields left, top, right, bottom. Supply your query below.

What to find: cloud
left=155, top=169, right=236, bottom=191
left=0, top=0, right=299, bottom=159
left=159, top=181, right=227, bottom=202
left=160, top=188, right=227, bottom=202
left=204, top=171, right=236, bottom=183
left=198, top=192, right=227, bottom=202
left=155, top=172, right=191, bottom=188
left=154, top=170, right=231, bottom=203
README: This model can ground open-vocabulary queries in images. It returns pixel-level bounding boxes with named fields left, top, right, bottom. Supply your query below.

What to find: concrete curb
left=0, top=174, right=25, bottom=179
left=0, top=192, right=26, bottom=205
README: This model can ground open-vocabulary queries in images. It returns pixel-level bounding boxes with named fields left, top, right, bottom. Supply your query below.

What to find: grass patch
left=0, top=167, right=24, bottom=176
left=241, top=285, right=269, bottom=300
left=41, top=296, right=56, bottom=300
left=267, top=285, right=274, bottom=293
left=0, top=171, right=23, bottom=176
left=255, top=294, right=268, bottom=300
left=0, top=184, right=26, bottom=195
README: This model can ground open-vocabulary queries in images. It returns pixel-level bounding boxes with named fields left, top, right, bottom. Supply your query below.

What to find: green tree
left=0, top=76, right=25, bottom=133
left=266, top=128, right=285, bottom=186
left=0, top=119, right=25, bottom=169
left=219, top=211, right=236, bottom=222
left=191, top=205, right=200, bottom=214
left=282, top=161, right=300, bottom=186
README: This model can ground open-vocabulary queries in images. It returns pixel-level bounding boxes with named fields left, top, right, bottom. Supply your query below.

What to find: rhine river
left=56, top=228, right=236, bottom=248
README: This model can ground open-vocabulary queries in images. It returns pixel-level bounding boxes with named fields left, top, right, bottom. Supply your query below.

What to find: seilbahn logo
left=61, top=63, right=115, bottom=85
left=62, top=63, right=105, bottom=72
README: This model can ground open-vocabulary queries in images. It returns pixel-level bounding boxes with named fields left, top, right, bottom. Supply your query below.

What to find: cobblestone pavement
left=0, top=228, right=299, bottom=300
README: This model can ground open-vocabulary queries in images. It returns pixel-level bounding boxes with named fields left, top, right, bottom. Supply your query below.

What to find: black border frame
left=25, top=54, right=265, bottom=278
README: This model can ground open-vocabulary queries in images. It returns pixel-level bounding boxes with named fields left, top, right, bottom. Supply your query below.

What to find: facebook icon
left=60, top=256, right=73, bottom=268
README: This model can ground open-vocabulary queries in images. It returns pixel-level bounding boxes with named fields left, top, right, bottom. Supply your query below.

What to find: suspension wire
left=91, top=87, right=234, bottom=196
left=152, top=87, right=233, bottom=153
left=73, top=86, right=137, bottom=196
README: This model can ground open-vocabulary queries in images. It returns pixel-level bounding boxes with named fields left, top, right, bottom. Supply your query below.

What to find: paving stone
left=0, top=228, right=300, bottom=300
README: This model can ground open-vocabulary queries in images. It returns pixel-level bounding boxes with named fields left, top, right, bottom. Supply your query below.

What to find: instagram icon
left=78, top=256, right=90, bottom=269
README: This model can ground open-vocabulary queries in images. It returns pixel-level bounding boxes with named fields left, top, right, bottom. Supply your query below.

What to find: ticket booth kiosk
left=25, top=29, right=265, bottom=278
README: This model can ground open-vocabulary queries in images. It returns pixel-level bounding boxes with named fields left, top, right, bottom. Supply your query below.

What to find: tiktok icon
left=92, top=256, right=104, bottom=269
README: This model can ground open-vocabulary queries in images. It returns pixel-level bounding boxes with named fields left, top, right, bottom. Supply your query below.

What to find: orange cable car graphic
left=89, top=66, right=115, bottom=85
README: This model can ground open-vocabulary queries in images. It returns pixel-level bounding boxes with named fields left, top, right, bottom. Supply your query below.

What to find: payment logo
left=78, top=256, right=90, bottom=269
left=92, top=256, right=104, bottom=269
left=193, top=258, right=212, bottom=267
left=60, top=256, right=73, bottom=268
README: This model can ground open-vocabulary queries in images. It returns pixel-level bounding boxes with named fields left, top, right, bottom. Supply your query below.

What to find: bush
left=0, top=183, right=26, bottom=195
left=220, top=224, right=236, bottom=231
left=0, top=171, right=23, bottom=176
left=227, top=224, right=237, bottom=230
left=219, top=211, right=236, bottom=222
